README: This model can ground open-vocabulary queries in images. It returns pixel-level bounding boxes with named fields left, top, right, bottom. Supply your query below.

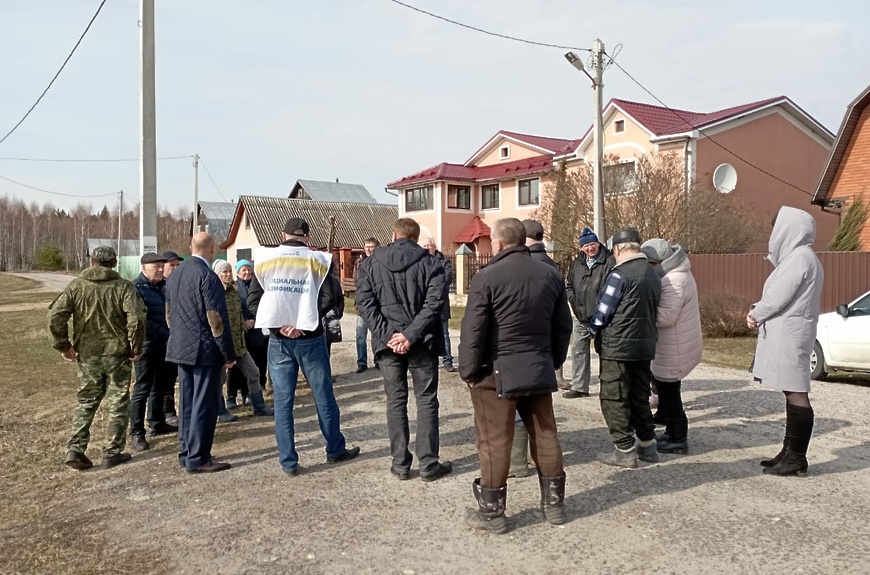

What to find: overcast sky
left=0, top=0, right=867, bottom=214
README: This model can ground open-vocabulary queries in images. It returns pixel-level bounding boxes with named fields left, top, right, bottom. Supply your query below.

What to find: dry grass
left=0, top=274, right=168, bottom=574
left=702, top=337, right=757, bottom=371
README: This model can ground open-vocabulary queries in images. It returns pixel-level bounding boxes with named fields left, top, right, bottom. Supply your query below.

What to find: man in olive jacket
left=459, top=218, right=572, bottom=534
left=49, top=246, right=146, bottom=471
left=588, top=228, right=661, bottom=468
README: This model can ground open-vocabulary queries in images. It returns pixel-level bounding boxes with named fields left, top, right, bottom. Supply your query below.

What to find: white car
left=811, top=289, right=870, bottom=380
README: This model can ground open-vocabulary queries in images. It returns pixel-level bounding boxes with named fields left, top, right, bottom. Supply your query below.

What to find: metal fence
left=690, top=251, right=870, bottom=313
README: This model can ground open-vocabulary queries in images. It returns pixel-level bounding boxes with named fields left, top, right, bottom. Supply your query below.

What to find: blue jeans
left=356, top=315, right=368, bottom=367
left=268, top=335, right=347, bottom=472
left=440, top=318, right=453, bottom=366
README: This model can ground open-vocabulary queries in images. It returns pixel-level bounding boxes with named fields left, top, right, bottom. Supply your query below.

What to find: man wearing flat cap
left=588, top=228, right=661, bottom=468
left=564, top=227, right=614, bottom=399
left=248, top=217, right=360, bottom=476
left=49, top=245, right=146, bottom=470
left=129, top=252, right=178, bottom=453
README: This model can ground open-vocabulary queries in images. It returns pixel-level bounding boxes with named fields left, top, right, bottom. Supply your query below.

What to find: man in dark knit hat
left=564, top=227, right=613, bottom=399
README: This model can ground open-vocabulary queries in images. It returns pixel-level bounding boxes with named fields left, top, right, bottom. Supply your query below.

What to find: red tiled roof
left=499, top=130, right=582, bottom=155
left=387, top=155, right=555, bottom=188
left=454, top=216, right=491, bottom=243
left=612, top=96, right=787, bottom=137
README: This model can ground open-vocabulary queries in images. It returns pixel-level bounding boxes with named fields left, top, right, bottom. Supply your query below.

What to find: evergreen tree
left=35, top=243, right=64, bottom=271
left=829, top=195, right=868, bottom=251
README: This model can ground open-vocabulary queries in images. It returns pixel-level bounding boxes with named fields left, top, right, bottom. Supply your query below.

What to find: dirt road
left=36, top=310, right=862, bottom=575
left=9, top=272, right=74, bottom=292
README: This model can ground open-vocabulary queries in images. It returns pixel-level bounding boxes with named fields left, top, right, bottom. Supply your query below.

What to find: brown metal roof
left=221, top=196, right=397, bottom=250
left=812, top=84, right=870, bottom=205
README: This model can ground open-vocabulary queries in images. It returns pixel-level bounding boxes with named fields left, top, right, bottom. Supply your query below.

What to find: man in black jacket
left=459, top=218, right=573, bottom=533
left=357, top=218, right=452, bottom=482
left=588, top=228, right=661, bottom=468
left=521, top=219, right=558, bottom=269
left=129, top=252, right=177, bottom=453
left=565, top=227, right=614, bottom=399
left=423, top=237, right=455, bottom=372
left=248, top=217, right=360, bottom=476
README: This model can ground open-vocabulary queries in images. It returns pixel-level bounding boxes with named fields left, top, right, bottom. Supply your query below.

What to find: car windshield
left=850, top=293, right=870, bottom=316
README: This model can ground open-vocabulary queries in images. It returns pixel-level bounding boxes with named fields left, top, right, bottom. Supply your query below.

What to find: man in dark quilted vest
left=588, top=228, right=661, bottom=469
left=165, top=232, right=237, bottom=473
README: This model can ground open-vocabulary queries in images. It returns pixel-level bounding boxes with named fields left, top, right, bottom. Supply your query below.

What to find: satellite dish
left=713, top=163, right=737, bottom=194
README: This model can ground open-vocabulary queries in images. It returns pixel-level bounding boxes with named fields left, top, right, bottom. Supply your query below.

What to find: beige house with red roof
left=388, top=95, right=837, bottom=254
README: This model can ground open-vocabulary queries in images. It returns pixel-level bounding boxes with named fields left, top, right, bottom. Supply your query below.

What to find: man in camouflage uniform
left=48, top=246, right=146, bottom=471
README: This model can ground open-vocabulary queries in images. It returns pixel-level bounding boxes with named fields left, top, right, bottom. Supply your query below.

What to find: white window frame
left=603, top=159, right=639, bottom=196
left=480, top=182, right=501, bottom=211
left=404, top=185, right=435, bottom=213
left=517, top=177, right=540, bottom=208
left=445, top=183, right=473, bottom=212
left=499, top=145, right=510, bottom=160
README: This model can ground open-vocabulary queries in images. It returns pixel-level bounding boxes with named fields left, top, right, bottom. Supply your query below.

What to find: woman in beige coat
left=641, top=239, right=702, bottom=454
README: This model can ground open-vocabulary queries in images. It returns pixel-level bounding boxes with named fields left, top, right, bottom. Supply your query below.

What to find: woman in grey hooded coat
left=747, top=207, right=823, bottom=476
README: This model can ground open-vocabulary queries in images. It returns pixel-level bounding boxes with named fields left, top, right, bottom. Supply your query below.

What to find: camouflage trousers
left=599, top=358, right=656, bottom=450
left=68, top=355, right=133, bottom=456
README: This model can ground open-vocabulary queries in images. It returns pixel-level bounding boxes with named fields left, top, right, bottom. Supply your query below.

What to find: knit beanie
left=578, top=227, right=599, bottom=247
left=235, top=259, right=254, bottom=273
left=212, top=259, right=232, bottom=274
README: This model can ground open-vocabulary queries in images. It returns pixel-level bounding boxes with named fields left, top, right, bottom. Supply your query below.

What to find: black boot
left=464, top=479, right=508, bottom=534
left=539, top=472, right=567, bottom=525
left=764, top=404, right=813, bottom=477
left=657, top=418, right=689, bottom=454
left=760, top=435, right=788, bottom=467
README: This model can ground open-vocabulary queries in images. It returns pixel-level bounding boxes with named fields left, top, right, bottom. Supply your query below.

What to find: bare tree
left=536, top=152, right=764, bottom=254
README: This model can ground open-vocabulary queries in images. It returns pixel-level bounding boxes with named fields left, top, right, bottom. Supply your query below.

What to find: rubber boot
left=539, top=472, right=567, bottom=525
left=464, top=479, right=508, bottom=534
left=657, top=418, right=689, bottom=454
left=507, top=425, right=533, bottom=479
left=225, top=395, right=238, bottom=410
left=217, top=396, right=238, bottom=423
left=764, top=404, right=813, bottom=477
left=250, top=391, right=274, bottom=416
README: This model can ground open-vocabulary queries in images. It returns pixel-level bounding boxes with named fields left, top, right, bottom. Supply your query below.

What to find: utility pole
left=117, top=190, right=123, bottom=258
left=192, top=153, right=200, bottom=236
left=591, top=38, right=606, bottom=239
left=139, top=0, right=158, bottom=255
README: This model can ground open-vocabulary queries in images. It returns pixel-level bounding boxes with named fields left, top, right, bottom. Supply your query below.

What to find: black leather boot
left=764, top=404, right=813, bottom=477
left=657, top=418, right=689, bottom=454
left=539, top=472, right=567, bottom=525
left=760, top=435, right=788, bottom=467
left=464, top=479, right=508, bottom=534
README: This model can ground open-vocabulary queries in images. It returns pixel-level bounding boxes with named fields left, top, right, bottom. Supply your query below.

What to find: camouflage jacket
left=221, top=281, right=247, bottom=357
left=48, top=266, right=146, bottom=358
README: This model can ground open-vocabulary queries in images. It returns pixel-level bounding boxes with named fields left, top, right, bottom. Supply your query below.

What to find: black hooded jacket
left=356, top=238, right=446, bottom=357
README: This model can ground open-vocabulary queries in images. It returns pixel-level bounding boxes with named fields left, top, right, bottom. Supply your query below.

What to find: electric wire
left=604, top=51, right=816, bottom=197
left=386, top=0, right=591, bottom=52
left=0, top=154, right=193, bottom=162
left=0, top=174, right=119, bottom=198
left=198, top=157, right=229, bottom=202
left=0, top=0, right=108, bottom=147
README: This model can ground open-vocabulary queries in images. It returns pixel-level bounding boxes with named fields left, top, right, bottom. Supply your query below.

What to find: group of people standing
left=50, top=205, right=822, bottom=532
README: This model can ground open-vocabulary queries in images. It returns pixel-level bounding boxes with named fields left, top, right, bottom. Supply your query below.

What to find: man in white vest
left=249, top=217, right=360, bottom=476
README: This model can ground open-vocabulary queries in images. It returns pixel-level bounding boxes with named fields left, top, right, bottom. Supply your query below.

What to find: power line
left=604, top=51, right=815, bottom=198
left=0, top=0, right=108, bottom=147
left=198, top=157, right=229, bottom=202
left=386, top=0, right=591, bottom=52
left=0, top=154, right=193, bottom=163
left=0, top=174, right=119, bottom=199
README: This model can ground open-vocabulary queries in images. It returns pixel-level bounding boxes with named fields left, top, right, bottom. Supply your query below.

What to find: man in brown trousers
left=459, top=218, right=573, bottom=533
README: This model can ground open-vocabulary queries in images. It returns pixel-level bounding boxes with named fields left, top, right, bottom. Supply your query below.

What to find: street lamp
left=565, top=41, right=606, bottom=239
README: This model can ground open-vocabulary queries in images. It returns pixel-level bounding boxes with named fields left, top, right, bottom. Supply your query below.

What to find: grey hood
left=660, top=244, right=689, bottom=276
left=768, top=207, right=816, bottom=267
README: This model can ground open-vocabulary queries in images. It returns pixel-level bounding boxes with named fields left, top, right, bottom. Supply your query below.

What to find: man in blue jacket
left=165, top=233, right=237, bottom=474
left=129, top=252, right=177, bottom=453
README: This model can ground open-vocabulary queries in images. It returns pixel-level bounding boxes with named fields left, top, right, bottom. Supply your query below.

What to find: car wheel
left=810, top=341, right=828, bottom=381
